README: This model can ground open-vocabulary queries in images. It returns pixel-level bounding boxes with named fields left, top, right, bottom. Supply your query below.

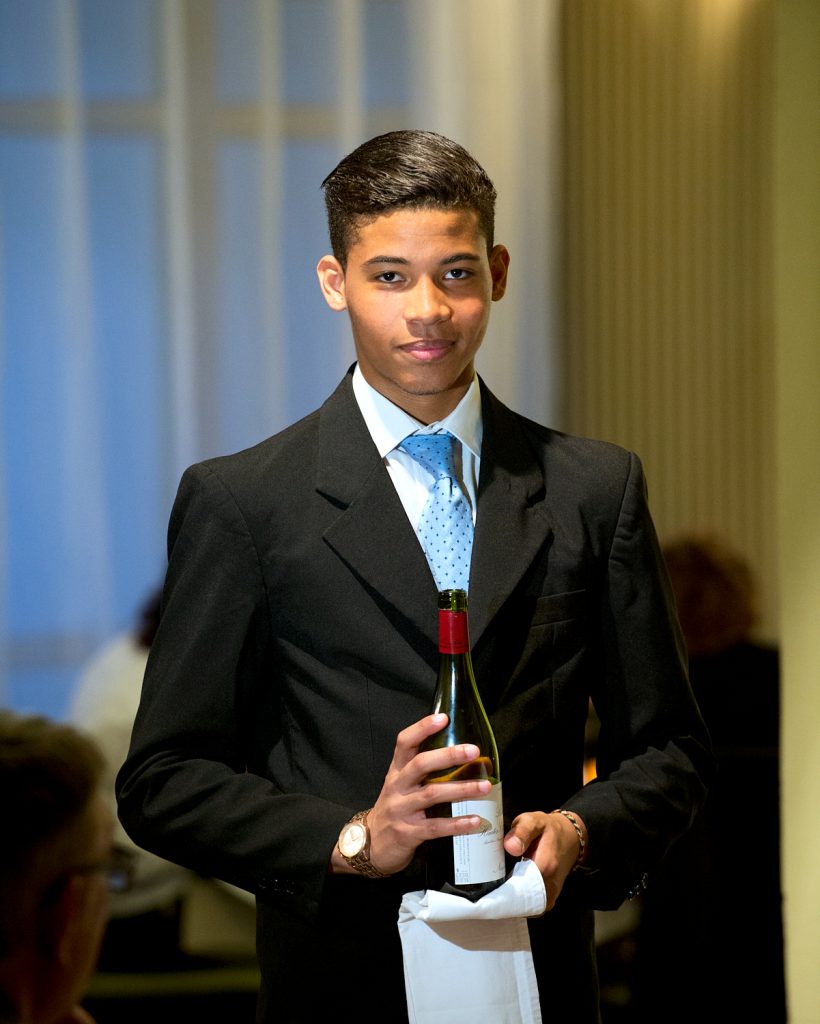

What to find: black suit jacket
left=117, top=371, right=711, bottom=1021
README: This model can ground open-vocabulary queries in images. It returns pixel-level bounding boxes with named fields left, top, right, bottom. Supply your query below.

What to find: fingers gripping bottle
left=421, top=588, right=506, bottom=901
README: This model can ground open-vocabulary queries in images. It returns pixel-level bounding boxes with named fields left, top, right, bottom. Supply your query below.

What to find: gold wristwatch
left=337, top=809, right=389, bottom=878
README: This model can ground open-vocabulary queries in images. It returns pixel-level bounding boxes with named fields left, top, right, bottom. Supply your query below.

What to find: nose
left=404, top=277, right=451, bottom=327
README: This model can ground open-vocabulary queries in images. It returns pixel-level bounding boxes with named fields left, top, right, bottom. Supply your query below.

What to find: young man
left=0, top=711, right=113, bottom=1024
left=117, top=130, right=711, bottom=1022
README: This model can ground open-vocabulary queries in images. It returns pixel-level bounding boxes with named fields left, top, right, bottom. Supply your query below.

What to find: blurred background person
left=0, top=710, right=112, bottom=1024
left=68, top=588, right=194, bottom=971
left=70, top=588, right=256, bottom=973
left=631, top=533, right=785, bottom=1023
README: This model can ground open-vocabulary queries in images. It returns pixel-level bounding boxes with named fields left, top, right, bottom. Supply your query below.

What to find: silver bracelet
left=553, top=808, right=586, bottom=871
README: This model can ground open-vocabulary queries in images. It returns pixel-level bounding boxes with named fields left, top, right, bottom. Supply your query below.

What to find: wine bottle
left=421, top=588, right=506, bottom=901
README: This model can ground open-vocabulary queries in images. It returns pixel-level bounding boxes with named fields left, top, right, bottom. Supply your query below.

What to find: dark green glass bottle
left=420, top=588, right=505, bottom=901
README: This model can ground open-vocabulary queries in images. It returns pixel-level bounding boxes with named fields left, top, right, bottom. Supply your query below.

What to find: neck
left=397, top=391, right=467, bottom=425
left=391, top=372, right=476, bottom=425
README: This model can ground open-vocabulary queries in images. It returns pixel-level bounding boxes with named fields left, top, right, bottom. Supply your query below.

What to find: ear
left=317, top=254, right=348, bottom=311
left=489, top=245, right=510, bottom=301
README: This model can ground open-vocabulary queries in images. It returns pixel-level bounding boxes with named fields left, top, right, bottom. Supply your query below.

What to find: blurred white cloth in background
left=70, top=632, right=194, bottom=918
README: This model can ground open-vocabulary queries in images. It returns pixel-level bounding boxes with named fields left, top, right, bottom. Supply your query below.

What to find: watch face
left=339, top=821, right=367, bottom=858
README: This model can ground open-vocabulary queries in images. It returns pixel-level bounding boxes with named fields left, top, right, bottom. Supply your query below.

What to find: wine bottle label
left=450, top=781, right=505, bottom=885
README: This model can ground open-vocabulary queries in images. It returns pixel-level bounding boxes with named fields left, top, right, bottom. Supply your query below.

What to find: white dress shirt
left=351, top=363, right=483, bottom=531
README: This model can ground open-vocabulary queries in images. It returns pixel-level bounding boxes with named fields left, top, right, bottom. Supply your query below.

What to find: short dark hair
left=321, top=129, right=497, bottom=265
left=0, top=712, right=105, bottom=953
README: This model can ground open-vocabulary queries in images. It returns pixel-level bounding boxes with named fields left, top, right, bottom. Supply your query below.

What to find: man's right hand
left=329, top=713, right=491, bottom=877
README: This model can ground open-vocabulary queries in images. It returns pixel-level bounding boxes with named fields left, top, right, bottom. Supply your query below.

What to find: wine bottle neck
left=438, top=609, right=470, bottom=655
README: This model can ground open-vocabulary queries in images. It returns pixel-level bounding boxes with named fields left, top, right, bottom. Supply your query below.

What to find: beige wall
left=561, top=1, right=820, bottom=1018
left=774, top=2, right=820, bottom=1020
left=560, top=0, right=777, bottom=640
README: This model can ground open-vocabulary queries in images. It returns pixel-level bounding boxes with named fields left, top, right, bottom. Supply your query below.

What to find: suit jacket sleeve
left=563, top=451, right=713, bottom=907
left=115, top=461, right=351, bottom=921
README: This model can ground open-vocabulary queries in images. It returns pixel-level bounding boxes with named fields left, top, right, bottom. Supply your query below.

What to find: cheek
left=82, top=882, right=110, bottom=946
left=82, top=890, right=109, bottom=977
left=349, top=306, right=396, bottom=346
left=460, top=297, right=492, bottom=332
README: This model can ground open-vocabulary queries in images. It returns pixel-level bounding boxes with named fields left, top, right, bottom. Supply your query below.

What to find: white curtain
left=410, top=0, right=562, bottom=425
left=0, top=0, right=560, bottom=717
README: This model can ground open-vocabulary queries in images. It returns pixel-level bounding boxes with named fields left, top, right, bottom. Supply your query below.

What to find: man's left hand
left=503, top=810, right=586, bottom=909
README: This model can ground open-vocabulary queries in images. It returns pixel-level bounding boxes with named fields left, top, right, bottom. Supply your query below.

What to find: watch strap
left=339, top=808, right=389, bottom=879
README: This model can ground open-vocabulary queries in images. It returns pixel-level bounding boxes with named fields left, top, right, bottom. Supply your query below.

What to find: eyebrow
left=360, top=252, right=482, bottom=269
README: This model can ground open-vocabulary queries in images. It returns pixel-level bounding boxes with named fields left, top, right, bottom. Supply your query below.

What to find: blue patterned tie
left=400, top=432, right=474, bottom=592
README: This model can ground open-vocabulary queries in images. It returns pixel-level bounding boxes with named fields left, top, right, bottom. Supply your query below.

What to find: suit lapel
left=467, top=382, right=553, bottom=648
left=313, top=373, right=553, bottom=653
left=315, top=373, right=439, bottom=647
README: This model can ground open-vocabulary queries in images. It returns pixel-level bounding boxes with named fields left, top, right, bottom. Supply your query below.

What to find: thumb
left=503, top=824, right=530, bottom=858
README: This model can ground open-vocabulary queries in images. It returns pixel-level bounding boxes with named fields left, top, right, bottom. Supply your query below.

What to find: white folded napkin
left=398, top=858, right=547, bottom=1024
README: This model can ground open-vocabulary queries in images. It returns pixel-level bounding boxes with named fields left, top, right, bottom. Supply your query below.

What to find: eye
left=376, top=271, right=402, bottom=283
left=443, top=268, right=472, bottom=281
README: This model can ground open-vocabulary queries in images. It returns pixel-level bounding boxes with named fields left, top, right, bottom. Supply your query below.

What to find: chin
left=398, top=372, right=467, bottom=398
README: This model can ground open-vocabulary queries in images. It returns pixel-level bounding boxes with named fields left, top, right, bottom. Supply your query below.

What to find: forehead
left=348, top=207, right=485, bottom=257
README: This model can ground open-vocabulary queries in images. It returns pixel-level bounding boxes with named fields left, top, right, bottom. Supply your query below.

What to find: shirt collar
left=352, top=364, right=483, bottom=459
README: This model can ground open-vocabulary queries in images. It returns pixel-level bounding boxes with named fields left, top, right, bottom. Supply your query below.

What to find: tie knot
left=400, top=433, right=458, bottom=480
